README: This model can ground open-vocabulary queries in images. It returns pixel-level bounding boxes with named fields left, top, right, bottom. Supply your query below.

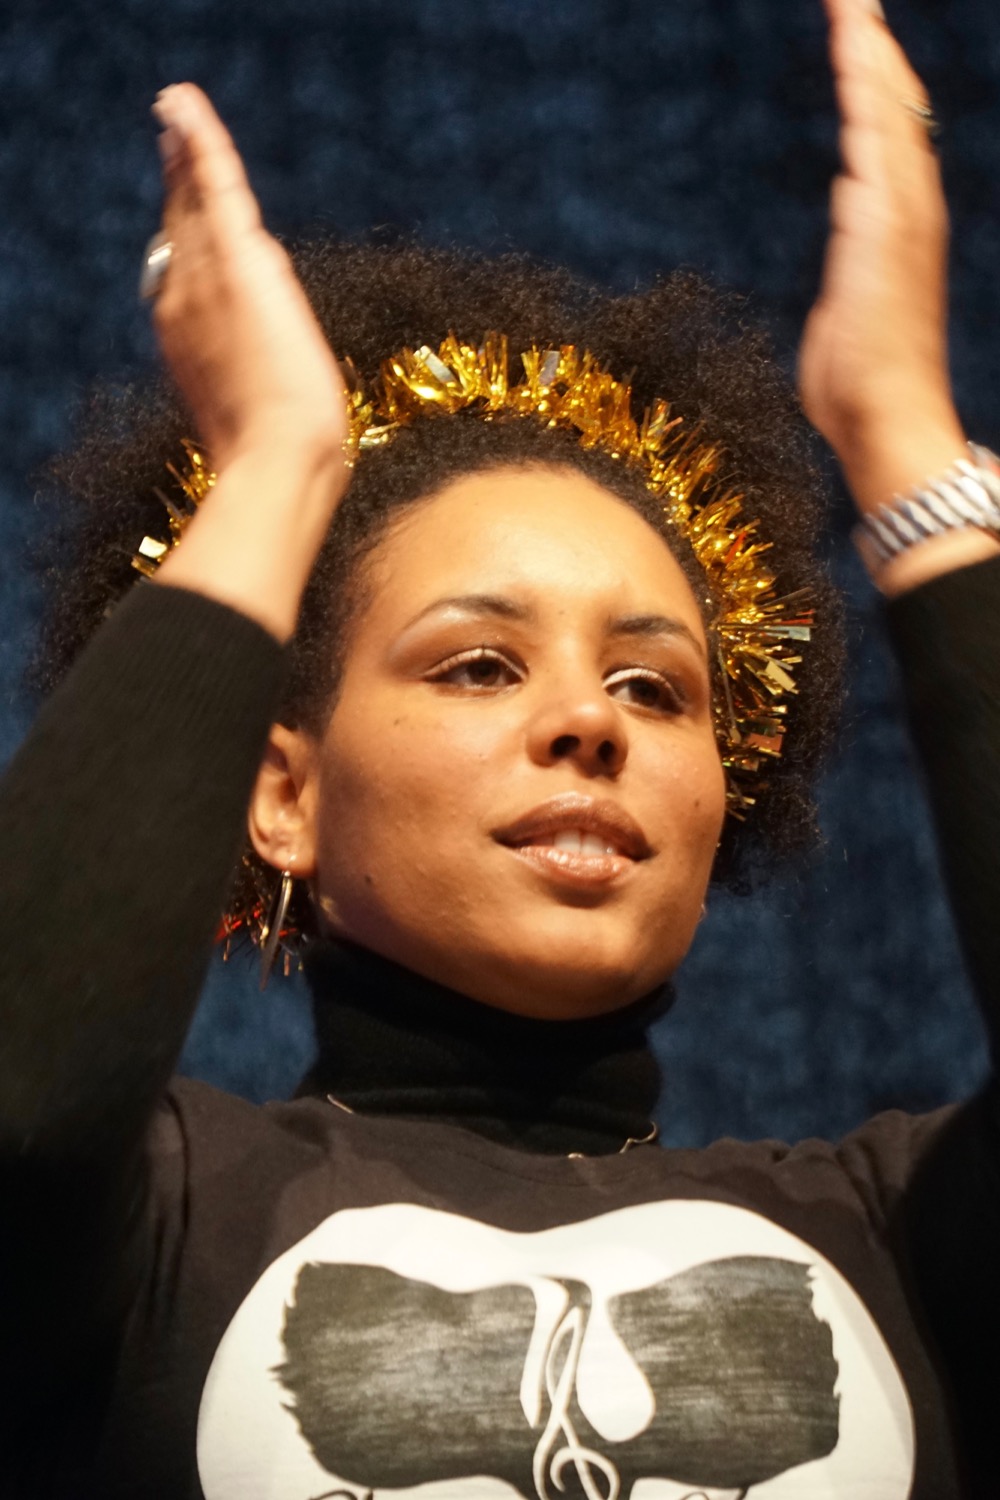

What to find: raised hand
left=798, top=0, right=993, bottom=590
left=150, top=83, right=348, bottom=473
left=147, top=85, right=352, bottom=639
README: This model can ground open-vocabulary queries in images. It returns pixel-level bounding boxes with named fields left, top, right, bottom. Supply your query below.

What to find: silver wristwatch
left=855, top=442, right=1000, bottom=568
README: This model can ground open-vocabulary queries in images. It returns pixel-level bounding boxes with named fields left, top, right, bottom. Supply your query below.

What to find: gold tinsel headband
left=135, top=332, right=813, bottom=825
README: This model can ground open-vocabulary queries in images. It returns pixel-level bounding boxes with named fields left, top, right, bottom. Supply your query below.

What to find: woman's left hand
left=798, top=0, right=964, bottom=484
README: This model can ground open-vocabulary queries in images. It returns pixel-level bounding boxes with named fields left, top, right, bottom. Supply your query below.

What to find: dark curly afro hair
left=31, top=239, right=844, bottom=936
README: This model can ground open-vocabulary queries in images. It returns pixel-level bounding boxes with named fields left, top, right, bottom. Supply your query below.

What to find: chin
left=444, top=921, right=683, bottom=1021
left=323, top=879, right=694, bottom=1020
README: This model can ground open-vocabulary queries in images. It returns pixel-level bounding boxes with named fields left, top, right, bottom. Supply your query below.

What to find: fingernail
left=152, top=86, right=177, bottom=124
left=152, top=85, right=196, bottom=136
left=156, top=123, right=183, bottom=169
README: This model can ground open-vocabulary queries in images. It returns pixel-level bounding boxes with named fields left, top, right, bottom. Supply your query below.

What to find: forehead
left=363, top=464, right=705, bottom=633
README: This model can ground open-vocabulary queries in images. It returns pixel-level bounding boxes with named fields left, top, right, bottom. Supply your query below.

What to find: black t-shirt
left=2, top=568, right=999, bottom=1499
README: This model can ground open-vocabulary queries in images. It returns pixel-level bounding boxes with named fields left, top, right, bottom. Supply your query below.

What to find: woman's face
left=260, top=464, right=727, bottom=1018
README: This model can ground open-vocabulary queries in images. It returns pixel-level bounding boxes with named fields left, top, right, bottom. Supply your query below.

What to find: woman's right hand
left=148, top=85, right=351, bottom=640
left=151, top=83, right=349, bottom=474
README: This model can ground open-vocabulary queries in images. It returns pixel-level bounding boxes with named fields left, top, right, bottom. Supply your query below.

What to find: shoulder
left=149, top=1076, right=336, bottom=1181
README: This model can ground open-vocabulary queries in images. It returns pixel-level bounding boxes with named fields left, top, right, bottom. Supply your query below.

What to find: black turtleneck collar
left=296, top=939, right=670, bottom=1158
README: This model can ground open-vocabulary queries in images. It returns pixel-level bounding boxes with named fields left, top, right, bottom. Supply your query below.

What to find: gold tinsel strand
left=134, top=334, right=813, bottom=946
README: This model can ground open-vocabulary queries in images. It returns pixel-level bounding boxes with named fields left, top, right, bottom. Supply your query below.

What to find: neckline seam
left=318, top=1106, right=666, bottom=1179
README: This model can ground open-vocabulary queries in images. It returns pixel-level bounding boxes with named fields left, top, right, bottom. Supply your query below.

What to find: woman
left=3, top=0, right=997, bottom=1495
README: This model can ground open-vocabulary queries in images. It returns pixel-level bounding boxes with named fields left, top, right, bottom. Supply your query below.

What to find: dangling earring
left=259, top=867, right=294, bottom=991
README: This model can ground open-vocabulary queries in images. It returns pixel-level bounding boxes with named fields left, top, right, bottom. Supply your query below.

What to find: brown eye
left=460, top=657, right=506, bottom=688
left=429, top=648, right=521, bottom=691
left=605, top=668, right=686, bottom=714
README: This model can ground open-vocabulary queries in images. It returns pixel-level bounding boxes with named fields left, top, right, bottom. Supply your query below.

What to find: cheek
left=642, top=725, right=727, bottom=853
left=312, top=698, right=502, bottom=902
left=691, top=744, right=728, bottom=843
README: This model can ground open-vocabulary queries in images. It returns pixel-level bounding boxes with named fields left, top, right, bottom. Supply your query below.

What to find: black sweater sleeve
left=884, top=555, right=1000, bottom=1482
left=0, top=582, right=285, bottom=1471
left=887, top=556, right=1000, bottom=1054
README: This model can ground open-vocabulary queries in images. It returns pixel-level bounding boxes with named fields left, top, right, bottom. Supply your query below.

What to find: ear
left=248, top=723, right=321, bottom=880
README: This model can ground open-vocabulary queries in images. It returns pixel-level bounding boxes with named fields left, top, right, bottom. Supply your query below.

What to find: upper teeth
left=547, top=829, right=619, bottom=855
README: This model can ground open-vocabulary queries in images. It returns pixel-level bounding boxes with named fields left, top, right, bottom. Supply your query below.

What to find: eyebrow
left=407, top=594, right=532, bottom=627
left=404, top=595, right=706, bottom=657
left=610, top=613, right=707, bottom=660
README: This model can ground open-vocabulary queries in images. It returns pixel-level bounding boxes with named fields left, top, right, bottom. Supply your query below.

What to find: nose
left=525, top=679, right=628, bottom=776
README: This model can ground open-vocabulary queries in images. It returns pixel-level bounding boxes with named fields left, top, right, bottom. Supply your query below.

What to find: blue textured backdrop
left=2, top=0, right=998, bottom=1145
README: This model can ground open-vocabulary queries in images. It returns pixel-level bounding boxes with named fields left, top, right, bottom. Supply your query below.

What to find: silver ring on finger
left=900, top=96, right=942, bottom=140
left=139, top=230, right=174, bottom=301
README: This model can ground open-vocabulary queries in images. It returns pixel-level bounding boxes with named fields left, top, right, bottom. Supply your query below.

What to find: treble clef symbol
left=532, top=1299, right=620, bottom=1500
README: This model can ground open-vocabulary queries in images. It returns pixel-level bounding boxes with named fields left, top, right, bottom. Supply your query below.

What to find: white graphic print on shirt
left=197, top=1199, right=915, bottom=1500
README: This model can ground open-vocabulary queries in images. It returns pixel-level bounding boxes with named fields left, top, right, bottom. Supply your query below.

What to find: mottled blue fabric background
left=1, top=0, right=998, bottom=1145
